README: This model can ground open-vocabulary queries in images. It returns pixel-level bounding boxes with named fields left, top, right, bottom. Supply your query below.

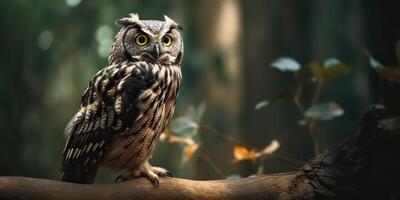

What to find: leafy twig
left=200, top=124, right=304, bottom=168
left=293, top=73, right=305, bottom=114
left=199, top=124, right=252, bottom=149
left=311, top=80, right=324, bottom=106
left=308, top=80, right=324, bottom=155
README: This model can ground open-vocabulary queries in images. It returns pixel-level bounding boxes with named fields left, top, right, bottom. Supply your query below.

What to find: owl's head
left=108, top=14, right=183, bottom=66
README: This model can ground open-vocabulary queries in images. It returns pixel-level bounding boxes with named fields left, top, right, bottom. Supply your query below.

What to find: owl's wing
left=60, top=63, right=151, bottom=183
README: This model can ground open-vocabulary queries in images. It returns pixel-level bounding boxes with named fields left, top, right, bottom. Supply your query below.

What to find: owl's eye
left=135, top=34, right=148, bottom=46
left=161, top=35, right=172, bottom=46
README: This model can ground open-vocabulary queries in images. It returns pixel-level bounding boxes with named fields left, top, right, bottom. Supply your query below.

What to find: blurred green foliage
left=0, top=0, right=200, bottom=181
left=1, top=2, right=400, bottom=193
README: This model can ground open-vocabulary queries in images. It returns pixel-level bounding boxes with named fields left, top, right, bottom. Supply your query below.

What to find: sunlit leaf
left=233, top=140, right=281, bottom=163
left=170, top=117, right=199, bottom=137
left=271, top=57, right=300, bottom=72
left=261, top=140, right=280, bottom=155
left=159, top=132, right=190, bottom=144
left=226, top=174, right=241, bottom=180
left=254, top=100, right=269, bottom=110
left=233, top=146, right=257, bottom=161
left=160, top=132, right=199, bottom=162
left=183, top=143, right=199, bottom=161
left=305, top=102, right=344, bottom=121
left=159, top=133, right=168, bottom=141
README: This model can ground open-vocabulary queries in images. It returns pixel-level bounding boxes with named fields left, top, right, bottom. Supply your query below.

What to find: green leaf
left=322, top=58, right=351, bottom=79
left=308, top=62, right=324, bottom=81
left=396, top=38, right=400, bottom=65
left=365, top=50, right=384, bottom=69
left=170, top=117, right=199, bottom=137
left=308, top=58, right=351, bottom=80
left=305, top=102, right=344, bottom=121
left=254, top=101, right=269, bottom=110
left=366, top=50, right=400, bottom=84
left=369, top=57, right=384, bottom=69
left=271, top=57, right=300, bottom=72
left=323, top=57, right=341, bottom=67
left=323, top=64, right=351, bottom=79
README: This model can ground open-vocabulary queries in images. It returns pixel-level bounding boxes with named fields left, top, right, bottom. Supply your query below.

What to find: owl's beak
left=150, top=45, right=160, bottom=60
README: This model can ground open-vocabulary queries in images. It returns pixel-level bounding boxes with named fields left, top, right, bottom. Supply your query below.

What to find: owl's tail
left=60, top=164, right=98, bottom=184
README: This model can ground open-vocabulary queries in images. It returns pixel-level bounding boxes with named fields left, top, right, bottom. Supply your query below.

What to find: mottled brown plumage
left=60, top=14, right=183, bottom=185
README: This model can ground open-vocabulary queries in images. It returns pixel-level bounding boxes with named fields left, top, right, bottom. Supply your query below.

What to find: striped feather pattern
left=60, top=61, right=181, bottom=183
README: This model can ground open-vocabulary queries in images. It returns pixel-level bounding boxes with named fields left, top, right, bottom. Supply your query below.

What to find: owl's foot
left=115, top=163, right=171, bottom=187
left=151, top=166, right=173, bottom=177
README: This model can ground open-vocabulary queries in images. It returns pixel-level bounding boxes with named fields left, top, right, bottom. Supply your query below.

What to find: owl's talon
left=115, top=174, right=131, bottom=183
left=115, top=163, right=168, bottom=187
left=142, top=170, right=160, bottom=188
left=154, top=178, right=159, bottom=188
left=166, top=171, right=173, bottom=178
left=115, top=175, right=122, bottom=183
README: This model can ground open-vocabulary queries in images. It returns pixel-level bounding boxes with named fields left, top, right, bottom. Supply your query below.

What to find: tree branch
left=0, top=105, right=399, bottom=200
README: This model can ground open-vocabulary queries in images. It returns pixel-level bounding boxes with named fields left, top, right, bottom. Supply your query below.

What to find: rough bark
left=0, top=105, right=399, bottom=200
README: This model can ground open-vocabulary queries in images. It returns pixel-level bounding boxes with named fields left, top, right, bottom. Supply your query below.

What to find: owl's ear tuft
left=116, top=13, right=142, bottom=27
left=175, top=24, right=183, bottom=31
left=163, top=15, right=183, bottom=31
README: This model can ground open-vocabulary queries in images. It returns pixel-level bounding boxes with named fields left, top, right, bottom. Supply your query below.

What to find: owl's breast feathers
left=60, top=61, right=181, bottom=183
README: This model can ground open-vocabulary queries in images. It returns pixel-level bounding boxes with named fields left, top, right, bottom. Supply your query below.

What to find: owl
left=60, top=14, right=183, bottom=186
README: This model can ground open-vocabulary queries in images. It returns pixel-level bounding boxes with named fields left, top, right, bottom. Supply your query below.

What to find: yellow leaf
left=323, top=64, right=351, bottom=79
left=308, top=62, right=324, bottom=81
left=161, top=131, right=199, bottom=162
left=183, top=143, right=199, bottom=161
left=233, top=146, right=257, bottom=161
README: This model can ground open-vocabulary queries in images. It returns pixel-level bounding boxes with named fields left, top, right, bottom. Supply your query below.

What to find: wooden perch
left=0, top=105, right=399, bottom=200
